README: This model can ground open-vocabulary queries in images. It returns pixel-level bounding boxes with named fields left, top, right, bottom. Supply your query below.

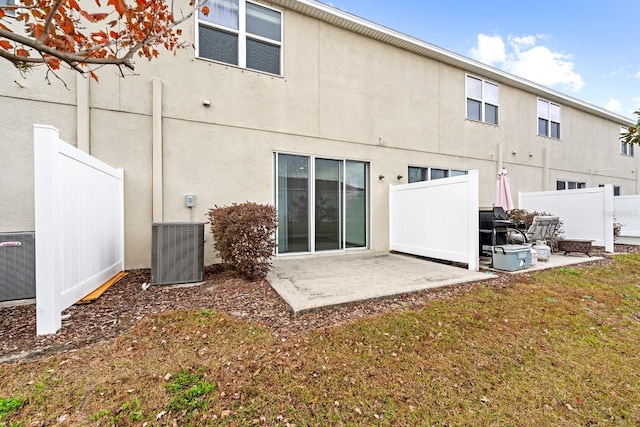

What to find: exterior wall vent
left=151, top=223, right=205, bottom=285
left=0, top=231, right=36, bottom=302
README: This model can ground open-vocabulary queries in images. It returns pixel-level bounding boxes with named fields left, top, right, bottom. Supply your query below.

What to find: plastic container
left=532, top=241, right=551, bottom=261
left=492, top=245, right=532, bottom=271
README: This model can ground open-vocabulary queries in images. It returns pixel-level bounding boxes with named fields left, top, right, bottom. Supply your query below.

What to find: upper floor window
left=538, top=99, right=560, bottom=139
left=0, top=0, right=16, bottom=17
left=620, top=126, right=635, bottom=156
left=466, top=75, right=499, bottom=125
left=408, top=166, right=467, bottom=183
left=621, top=140, right=635, bottom=156
left=197, top=0, right=282, bottom=75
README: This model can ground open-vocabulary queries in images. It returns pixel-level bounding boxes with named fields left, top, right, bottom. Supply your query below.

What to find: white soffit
left=270, top=0, right=634, bottom=126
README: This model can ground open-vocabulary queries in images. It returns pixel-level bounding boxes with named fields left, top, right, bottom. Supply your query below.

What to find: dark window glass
left=539, top=118, right=549, bottom=136
left=485, top=104, right=498, bottom=125
left=198, top=25, right=238, bottom=65
left=467, top=99, right=481, bottom=121
left=556, top=181, right=566, bottom=190
left=430, top=169, right=448, bottom=180
left=246, top=38, right=280, bottom=74
left=408, top=167, right=428, bottom=183
left=551, top=121, right=560, bottom=139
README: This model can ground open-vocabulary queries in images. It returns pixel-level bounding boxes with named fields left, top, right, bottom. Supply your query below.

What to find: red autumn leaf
left=47, top=57, right=60, bottom=70
left=0, top=39, right=12, bottom=50
left=90, top=71, right=99, bottom=82
left=91, top=13, right=109, bottom=21
left=107, top=0, right=126, bottom=15
left=0, top=9, right=4, bottom=19
left=201, top=6, right=209, bottom=16
left=80, top=9, right=95, bottom=22
left=16, top=48, right=29, bottom=57
left=68, top=0, right=79, bottom=10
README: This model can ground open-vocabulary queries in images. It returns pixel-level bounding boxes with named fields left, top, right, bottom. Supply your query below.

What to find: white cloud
left=469, top=34, right=505, bottom=66
left=634, top=71, right=640, bottom=79
left=605, top=99, right=624, bottom=114
left=469, top=33, right=584, bottom=92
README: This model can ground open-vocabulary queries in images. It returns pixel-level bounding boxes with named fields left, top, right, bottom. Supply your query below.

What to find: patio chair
left=507, top=215, right=560, bottom=245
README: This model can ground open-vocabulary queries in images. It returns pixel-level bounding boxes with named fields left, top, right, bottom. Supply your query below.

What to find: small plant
left=90, top=409, right=111, bottom=421
left=109, top=399, right=143, bottom=425
left=613, top=222, right=623, bottom=241
left=0, top=397, right=24, bottom=420
left=165, top=368, right=215, bottom=416
left=559, top=267, right=580, bottom=276
left=208, top=202, right=278, bottom=280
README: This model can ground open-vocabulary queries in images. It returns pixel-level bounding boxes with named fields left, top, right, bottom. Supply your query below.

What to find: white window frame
left=538, top=98, right=561, bottom=139
left=556, top=180, right=585, bottom=190
left=408, top=166, right=467, bottom=183
left=465, top=74, right=499, bottom=125
left=196, top=0, right=283, bottom=76
left=620, top=126, right=635, bottom=157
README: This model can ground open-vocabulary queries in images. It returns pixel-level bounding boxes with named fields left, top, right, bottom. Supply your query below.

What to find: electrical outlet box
left=185, top=195, right=196, bottom=207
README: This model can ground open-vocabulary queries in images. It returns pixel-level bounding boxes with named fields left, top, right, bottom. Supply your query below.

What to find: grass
left=1, top=255, right=640, bottom=426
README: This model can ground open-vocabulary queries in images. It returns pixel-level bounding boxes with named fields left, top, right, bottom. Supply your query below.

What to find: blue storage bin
left=492, top=245, right=531, bottom=271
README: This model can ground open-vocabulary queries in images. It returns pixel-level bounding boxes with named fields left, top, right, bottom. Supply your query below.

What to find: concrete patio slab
left=268, top=251, right=606, bottom=315
left=267, top=252, right=492, bottom=315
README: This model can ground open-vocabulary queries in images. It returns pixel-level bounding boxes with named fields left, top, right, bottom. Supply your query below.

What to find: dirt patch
left=0, top=246, right=633, bottom=363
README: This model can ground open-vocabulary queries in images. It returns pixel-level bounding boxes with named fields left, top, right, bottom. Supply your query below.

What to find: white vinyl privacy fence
left=34, top=125, right=124, bottom=335
left=613, top=195, right=640, bottom=240
left=518, top=185, right=614, bottom=252
left=389, top=171, right=479, bottom=271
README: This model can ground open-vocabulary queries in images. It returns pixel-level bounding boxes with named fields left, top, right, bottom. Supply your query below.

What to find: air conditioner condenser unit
left=151, top=223, right=205, bottom=285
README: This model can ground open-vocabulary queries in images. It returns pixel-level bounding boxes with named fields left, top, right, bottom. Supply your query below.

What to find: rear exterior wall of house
left=0, top=0, right=637, bottom=268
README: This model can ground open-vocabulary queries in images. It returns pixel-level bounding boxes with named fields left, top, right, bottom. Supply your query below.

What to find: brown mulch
left=0, top=246, right=634, bottom=363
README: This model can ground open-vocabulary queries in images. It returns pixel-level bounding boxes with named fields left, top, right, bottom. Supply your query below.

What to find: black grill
left=479, top=207, right=516, bottom=256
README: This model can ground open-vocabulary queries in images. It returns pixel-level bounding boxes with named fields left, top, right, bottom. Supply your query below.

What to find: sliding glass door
left=277, top=154, right=309, bottom=253
left=276, top=153, right=368, bottom=254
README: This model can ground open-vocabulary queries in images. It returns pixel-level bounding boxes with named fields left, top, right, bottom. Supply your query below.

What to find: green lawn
left=1, top=255, right=639, bottom=426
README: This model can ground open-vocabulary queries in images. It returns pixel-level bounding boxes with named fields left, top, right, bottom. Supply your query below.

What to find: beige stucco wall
left=0, top=0, right=637, bottom=269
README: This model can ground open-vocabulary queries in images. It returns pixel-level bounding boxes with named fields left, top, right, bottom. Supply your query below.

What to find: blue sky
left=325, top=0, right=640, bottom=120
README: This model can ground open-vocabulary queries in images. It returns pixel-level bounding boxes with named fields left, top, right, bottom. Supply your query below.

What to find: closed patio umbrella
left=495, top=167, right=515, bottom=211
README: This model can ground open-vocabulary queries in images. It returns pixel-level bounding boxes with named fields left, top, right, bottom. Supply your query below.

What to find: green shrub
left=208, top=202, right=278, bottom=280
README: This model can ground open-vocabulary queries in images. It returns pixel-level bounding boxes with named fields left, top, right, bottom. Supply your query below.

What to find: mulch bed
left=1, top=246, right=634, bottom=363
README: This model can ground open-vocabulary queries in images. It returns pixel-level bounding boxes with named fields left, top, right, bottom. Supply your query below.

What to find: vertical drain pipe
left=152, top=79, right=164, bottom=223
left=76, top=76, right=90, bottom=153
left=542, top=147, right=549, bottom=191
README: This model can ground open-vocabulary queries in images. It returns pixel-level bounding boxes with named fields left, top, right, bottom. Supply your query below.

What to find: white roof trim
left=269, top=0, right=634, bottom=126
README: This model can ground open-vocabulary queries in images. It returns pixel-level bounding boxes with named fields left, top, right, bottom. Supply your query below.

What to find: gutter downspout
left=152, top=79, right=164, bottom=222
left=542, top=147, right=549, bottom=191
left=76, top=76, right=90, bottom=153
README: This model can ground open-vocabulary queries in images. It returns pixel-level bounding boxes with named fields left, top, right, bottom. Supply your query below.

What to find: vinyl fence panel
left=613, top=195, right=640, bottom=239
left=389, top=170, right=479, bottom=270
left=34, top=125, right=124, bottom=335
left=518, top=186, right=613, bottom=252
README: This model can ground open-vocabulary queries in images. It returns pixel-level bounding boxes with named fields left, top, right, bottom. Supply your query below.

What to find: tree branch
left=41, top=0, right=65, bottom=43
left=0, top=27, right=136, bottom=70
